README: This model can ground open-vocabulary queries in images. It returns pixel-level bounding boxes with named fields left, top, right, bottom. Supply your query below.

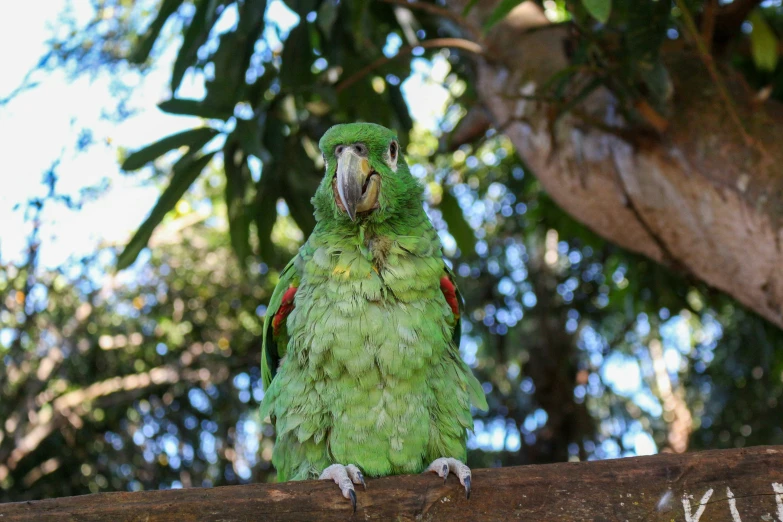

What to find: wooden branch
left=378, top=0, right=482, bottom=41
left=1, top=446, right=782, bottom=521
left=700, top=0, right=717, bottom=52
left=335, top=38, right=484, bottom=93
left=0, top=345, right=212, bottom=476
left=674, top=0, right=756, bottom=149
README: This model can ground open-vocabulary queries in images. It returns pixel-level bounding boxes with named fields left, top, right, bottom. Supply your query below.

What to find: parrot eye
left=386, top=141, right=399, bottom=171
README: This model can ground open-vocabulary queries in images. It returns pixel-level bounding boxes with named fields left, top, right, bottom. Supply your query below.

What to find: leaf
left=235, top=117, right=266, bottom=160
left=283, top=191, right=316, bottom=237
left=238, top=0, right=268, bottom=33
left=121, top=127, right=218, bottom=171
left=158, top=98, right=233, bottom=120
left=337, top=72, right=393, bottom=130
left=171, top=0, right=219, bottom=93
left=253, top=182, right=278, bottom=263
left=283, top=0, right=317, bottom=16
left=279, top=22, right=313, bottom=90
left=484, top=0, right=523, bottom=31
left=638, top=59, right=671, bottom=113
left=439, top=189, right=476, bottom=255
left=117, top=150, right=216, bottom=270
left=253, top=110, right=286, bottom=262
left=462, top=0, right=479, bottom=16
left=556, top=77, right=603, bottom=121
left=317, top=0, right=339, bottom=38
left=223, top=139, right=251, bottom=267
left=204, top=0, right=267, bottom=109
left=582, top=0, right=611, bottom=24
left=623, top=0, right=670, bottom=64
left=281, top=138, right=318, bottom=237
left=245, top=64, right=275, bottom=108
left=349, top=0, right=371, bottom=40
left=130, top=0, right=185, bottom=64
left=749, top=9, right=779, bottom=72
left=204, top=30, right=244, bottom=108
left=387, top=83, right=413, bottom=137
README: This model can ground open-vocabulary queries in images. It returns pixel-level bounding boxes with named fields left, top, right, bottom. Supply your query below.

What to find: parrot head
left=314, top=123, right=421, bottom=225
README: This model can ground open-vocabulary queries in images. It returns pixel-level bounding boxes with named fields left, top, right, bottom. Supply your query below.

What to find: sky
left=1, top=1, right=188, bottom=268
left=0, top=0, right=451, bottom=270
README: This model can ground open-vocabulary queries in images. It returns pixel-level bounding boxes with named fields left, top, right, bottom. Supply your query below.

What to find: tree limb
left=450, top=0, right=783, bottom=329
left=378, top=0, right=482, bottom=41
left=335, top=38, right=484, bottom=93
left=0, top=446, right=781, bottom=521
left=0, top=343, right=220, bottom=475
left=674, top=0, right=756, bottom=149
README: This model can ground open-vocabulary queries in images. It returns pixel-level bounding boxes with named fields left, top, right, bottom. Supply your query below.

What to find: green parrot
left=260, top=122, right=487, bottom=510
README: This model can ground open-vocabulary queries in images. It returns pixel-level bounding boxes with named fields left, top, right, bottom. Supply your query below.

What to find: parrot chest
left=269, top=235, right=469, bottom=477
left=289, top=241, right=450, bottom=374
left=284, top=249, right=450, bottom=474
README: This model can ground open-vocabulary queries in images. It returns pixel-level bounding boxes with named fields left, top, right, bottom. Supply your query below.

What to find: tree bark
left=1, top=446, right=781, bottom=521
left=452, top=1, right=783, bottom=329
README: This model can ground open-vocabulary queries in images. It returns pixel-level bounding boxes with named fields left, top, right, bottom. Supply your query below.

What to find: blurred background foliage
left=2, top=0, right=783, bottom=502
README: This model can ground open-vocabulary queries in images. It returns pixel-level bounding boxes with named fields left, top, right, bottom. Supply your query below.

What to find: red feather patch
left=272, top=286, right=298, bottom=337
left=440, top=275, right=460, bottom=319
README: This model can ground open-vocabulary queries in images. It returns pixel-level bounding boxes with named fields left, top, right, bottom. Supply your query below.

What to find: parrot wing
left=439, top=265, right=463, bottom=349
left=261, top=258, right=300, bottom=390
left=441, top=263, right=488, bottom=412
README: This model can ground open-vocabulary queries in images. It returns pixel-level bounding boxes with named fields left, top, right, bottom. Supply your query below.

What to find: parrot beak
left=335, top=148, right=380, bottom=221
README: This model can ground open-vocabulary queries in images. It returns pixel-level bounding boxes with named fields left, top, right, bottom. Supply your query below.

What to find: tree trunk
left=1, top=446, right=781, bottom=521
left=452, top=1, right=783, bottom=329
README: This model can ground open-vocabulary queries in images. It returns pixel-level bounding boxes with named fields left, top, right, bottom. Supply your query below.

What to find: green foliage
left=223, top=139, right=252, bottom=268
left=484, top=0, right=524, bottom=30
left=171, top=0, right=221, bottom=92
left=5, top=129, right=783, bottom=500
left=5, top=0, right=783, bottom=502
left=749, top=9, right=779, bottom=72
left=129, top=0, right=185, bottom=64
left=110, top=0, right=444, bottom=267
left=121, top=127, right=219, bottom=171
left=1, top=175, right=277, bottom=499
left=118, top=151, right=217, bottom=269
left=279, top=23, right=312, bottom=91
left=439, top=189, right=476, bottom=255
left=157, top=99, right=233, bottom=120
left=582, top=0, right=612, bottom=24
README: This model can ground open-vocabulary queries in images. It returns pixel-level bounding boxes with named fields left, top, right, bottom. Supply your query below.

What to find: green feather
left=260, top=123, right=486, bottom=480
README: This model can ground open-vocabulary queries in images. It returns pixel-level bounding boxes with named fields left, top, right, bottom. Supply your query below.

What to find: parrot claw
left=425, top=457, right=473, bottom=500
left=319, top=463, right=365, bottom=511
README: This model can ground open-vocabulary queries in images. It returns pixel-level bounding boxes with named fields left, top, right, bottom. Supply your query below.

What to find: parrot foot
left=425, top=457, right=472, bottom=499
left=319, top=463, right=366, bottom=512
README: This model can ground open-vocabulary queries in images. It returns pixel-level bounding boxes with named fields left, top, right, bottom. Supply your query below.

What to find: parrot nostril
left=335, top=145, right=345, bottom=156
left=354, top=144, right=367, bottom=156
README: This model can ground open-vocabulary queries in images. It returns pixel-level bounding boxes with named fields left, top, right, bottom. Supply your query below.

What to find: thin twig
left=674, top=0, right=755, bottom=147
left=700, top=0, right=717, bottom=52
left=335, top=38, right=484, bottom=93
left=378, top=0, right=483, bottom=41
